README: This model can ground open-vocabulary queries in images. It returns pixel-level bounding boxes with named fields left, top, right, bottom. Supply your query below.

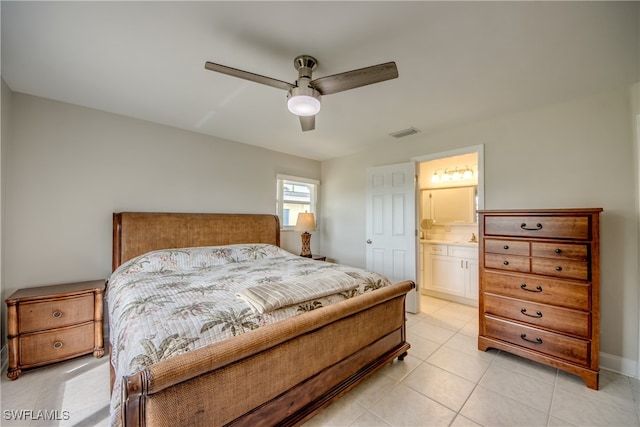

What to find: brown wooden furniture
left=478, top=208, right=602, bottom=389
left=6, top=280, right=105, bottom=380
left=110, top=212, right=413, bottom=426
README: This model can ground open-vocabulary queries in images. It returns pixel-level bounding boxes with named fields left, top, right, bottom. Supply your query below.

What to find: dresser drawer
left=532, top=258, right=589, bottom=281
left=484, top=215, right=590, bottom=240
left=19, top=322, right=95, bottom=366
left=18, top=294, right=94, bottom=333
left=484, top=294, right=590, bottom=338
left=483, top=271, right=590, bottom=310
left=484, top=239, right=529, bottom=256
left=484, top=253, right=530, bottom=273
left=483, top=316, right=590, bottom=366
left=531, top=242, right=588, bottom=261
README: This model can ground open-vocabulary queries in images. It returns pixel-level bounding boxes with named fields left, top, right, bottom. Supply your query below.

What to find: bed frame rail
left=122, top=280, right=414, bottom=426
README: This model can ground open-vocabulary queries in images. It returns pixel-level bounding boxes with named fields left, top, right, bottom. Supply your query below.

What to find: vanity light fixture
left=431, top=166, right=475, bottom=183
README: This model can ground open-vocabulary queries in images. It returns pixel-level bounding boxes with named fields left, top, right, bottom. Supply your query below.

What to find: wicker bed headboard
left=112, top=212, right=281, bottom=271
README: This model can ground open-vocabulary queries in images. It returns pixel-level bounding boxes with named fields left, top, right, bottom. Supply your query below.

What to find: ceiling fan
left=204, top=55, right=398, bottom=131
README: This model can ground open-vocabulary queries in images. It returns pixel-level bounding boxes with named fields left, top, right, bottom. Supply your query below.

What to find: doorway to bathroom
left=413, top=145, right=484, bottom=309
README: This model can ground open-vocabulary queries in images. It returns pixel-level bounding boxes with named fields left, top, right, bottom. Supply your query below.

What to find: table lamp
left=294, top=212, right=316, bottom=257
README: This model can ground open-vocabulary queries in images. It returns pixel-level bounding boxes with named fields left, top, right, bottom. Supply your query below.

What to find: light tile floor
left=2, top=295, right=640, bottom=426
left=306, top=295, right=640, bottom=427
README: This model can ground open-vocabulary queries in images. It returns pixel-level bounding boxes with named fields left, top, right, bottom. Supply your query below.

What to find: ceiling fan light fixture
left=205, top=55, right=397, bottom=130
left=288, top=94, right=321, bottom=116
left=287, top=86, right=321, bottom=116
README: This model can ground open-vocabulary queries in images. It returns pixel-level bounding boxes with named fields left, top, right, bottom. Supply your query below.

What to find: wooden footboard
left=120, top=280, right=414, bottom=426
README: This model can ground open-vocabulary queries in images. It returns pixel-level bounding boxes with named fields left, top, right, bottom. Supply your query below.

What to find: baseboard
left=420, top=289, right=478, bottom=308
left=600, top=351, right=638, bottom=379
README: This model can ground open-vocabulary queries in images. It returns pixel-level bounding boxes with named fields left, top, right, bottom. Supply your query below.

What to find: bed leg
left=397, top=351, right=408, bottom=361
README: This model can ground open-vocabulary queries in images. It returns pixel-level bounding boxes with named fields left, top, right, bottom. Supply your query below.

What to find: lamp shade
left=294, top=213, right=316, bottom=232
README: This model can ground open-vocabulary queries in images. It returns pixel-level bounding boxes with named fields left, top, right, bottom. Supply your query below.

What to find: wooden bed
left=110, top=212, right=414, bottom=427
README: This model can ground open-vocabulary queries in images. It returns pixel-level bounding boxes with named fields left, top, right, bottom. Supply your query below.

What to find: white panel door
left=365, top=162, right=419, bottom=313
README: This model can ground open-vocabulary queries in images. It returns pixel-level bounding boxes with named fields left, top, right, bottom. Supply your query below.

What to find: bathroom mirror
left=421, top=186, right=477, bottom=224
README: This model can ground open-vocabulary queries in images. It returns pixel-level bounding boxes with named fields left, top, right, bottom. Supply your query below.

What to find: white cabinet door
left=424, top=244, right=478, bottom=301
left=420, top=243, right=425, bottom=288
left=425, top=254, right=466, bottom=297
left=464, top=257, right=479, bottom=299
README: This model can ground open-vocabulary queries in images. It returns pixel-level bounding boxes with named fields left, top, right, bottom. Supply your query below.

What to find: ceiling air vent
left=389, top=127, right=420, bottom=138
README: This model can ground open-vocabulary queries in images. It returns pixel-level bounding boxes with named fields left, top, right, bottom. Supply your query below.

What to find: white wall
left=3, top=91, right=321, bottom=298
left=632, top=82, right=640, bottom=377
left=321, top=84, right=640, bottom=376
left=1, top=79, right=12, bottom=353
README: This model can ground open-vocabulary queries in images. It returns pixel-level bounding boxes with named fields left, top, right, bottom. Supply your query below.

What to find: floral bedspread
left=107, top=243, right=392, bottom=426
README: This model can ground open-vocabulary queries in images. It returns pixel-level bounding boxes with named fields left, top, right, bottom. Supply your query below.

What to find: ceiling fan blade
left=204, top=61, right=295, bottom=92
left=299, top=115, right=315, bottom=132
left=310, top=62, right=398, bottom=95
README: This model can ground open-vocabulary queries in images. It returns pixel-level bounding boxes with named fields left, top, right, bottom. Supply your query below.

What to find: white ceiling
left=2, top=1, right=638, bottom=161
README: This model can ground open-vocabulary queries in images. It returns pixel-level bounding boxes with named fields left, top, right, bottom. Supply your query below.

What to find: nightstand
left=5, top=280, right=105, bottom=380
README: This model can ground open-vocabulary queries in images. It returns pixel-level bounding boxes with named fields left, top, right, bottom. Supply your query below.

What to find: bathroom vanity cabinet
left=423, top=242, right=479, bottom=302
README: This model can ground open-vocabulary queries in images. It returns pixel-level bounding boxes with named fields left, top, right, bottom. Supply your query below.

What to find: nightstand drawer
left=6, top=280, right=105, bottom=380
left=18, top=294, right=94, bottom=333
left=19, top=322, right=95, bottom=366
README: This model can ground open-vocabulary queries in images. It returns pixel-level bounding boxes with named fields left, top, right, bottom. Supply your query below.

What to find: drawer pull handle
left=520, top=334, right=542, bottom=345
left=521, top=308, right=543, bottom=318
left=520, top=222, right=543, bottom=231
left=53, top=341, right=63, bottom=350
left=503, top=261, right=509, bottom=266
left=52, top=311, right=62, bottom=318
left=521, top=284, right=543, bottom=292
left=555, top=248, right=562, bottom=254
left=503, top=245, right=509, bottom=250
left=555, top=266, right=563, bottom=271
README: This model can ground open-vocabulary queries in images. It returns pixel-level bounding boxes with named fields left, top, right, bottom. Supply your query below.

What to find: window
left=276, top=174, right=319, bottom=230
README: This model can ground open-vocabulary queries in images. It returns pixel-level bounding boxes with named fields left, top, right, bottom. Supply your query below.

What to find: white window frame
left=276, top=174, right=319, bottom=230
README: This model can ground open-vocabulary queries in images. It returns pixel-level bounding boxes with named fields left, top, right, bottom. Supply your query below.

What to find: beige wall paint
left=631, top=82, right=640, bottom=377
left=1, top=79, right=13, bottom=353
left=3, top=91, right=320, bottom=300
left=321, top=85, right=640, bottom=375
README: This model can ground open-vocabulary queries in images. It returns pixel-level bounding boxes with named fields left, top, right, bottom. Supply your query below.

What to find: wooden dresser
left=6, top=280, right=105, bottom=380
left=478, top=208, right=602, bottom=389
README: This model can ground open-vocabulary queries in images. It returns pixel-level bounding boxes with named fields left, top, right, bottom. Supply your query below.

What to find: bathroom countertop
left=420, top=239, right=478, bottom=247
